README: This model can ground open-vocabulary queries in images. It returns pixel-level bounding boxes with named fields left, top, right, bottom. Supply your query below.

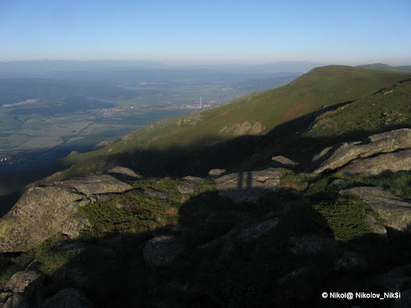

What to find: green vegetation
left=312, top=194, right=376, bottom=242
left=305, top=80, right=411, bottom=140
left=337, top=171, right=411, bottom=199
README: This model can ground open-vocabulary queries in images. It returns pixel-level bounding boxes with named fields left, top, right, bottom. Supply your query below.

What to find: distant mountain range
left=357, top=63, right=411, bottom=72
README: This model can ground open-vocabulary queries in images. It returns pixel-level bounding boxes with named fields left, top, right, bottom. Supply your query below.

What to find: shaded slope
left=46, top=66, right=411, bottom=179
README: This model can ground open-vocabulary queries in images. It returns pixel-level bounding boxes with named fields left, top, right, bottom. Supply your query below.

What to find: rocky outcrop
left=0, top=173, right=133, bottom=253
left=214, top=168, right=284, bottom=203
left=340, top=149, right=411, bottom=175
left=340, top=187, right=411, bottom=232
left=313, top=128, right=411, bottom=174
left=143, top=235, right=183, bottom=267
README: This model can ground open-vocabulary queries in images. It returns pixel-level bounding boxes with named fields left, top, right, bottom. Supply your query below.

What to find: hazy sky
left=0, top=0, right=410, bottom=64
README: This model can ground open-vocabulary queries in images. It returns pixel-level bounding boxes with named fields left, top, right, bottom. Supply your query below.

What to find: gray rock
left=327, top=179, right=345, bottom=189
left=341, top=149, right=411, bottom=175
left=340, top=187, right=411, bottom=232
left=0, top=292, right=13, bottom=304
left=0, top=174, right=132, bottom=253
left=60, top=174, right=133, bottom=196
left=143, top=190, right=168, bottom=200
left=288, top=235, right=339, bottom=256
left=3, top=293, right=28, bottom=308
left=365, top=214, right=387, bottom=236
left=313, top=128, right=411, bottom=174
left=208, top=169, right=226, bottom=177
left=143, top=235, right=183, bottom=267
left=236, top=218, right=281, bottom=242
left=334, top=251, right=368, bottom=271
left=271, top=155, right=298, bottom=169
left=214, top=168, right=284, bottom=203
left=176, top=176, right=202, bottom=195
left=5, top=270, right=44, bottom=296
left=106, top=166, right=141, bottom=180
left=37, top=288, right=93, bottom=308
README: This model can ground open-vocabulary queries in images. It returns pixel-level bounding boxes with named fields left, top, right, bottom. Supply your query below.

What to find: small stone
left=208, top=169, right=226, bottom=177
left=271, top=156, right=298, bottom=169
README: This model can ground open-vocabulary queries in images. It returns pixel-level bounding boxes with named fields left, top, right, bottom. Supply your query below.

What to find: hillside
left=50, top=65, right=411, bottom=179
left=1, top=65, right=411, bottom=307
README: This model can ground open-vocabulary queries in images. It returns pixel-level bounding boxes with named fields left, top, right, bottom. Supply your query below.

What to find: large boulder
left=313, top=128, right=411, bottom=174
left=340, top=187, right=411, bottom=232
left=0, top=174, right=133, bottom=253
left=341, top=149, right=411, bottom=175
left=214, top=168, right=284, bottom=203
left=5, top=270, right=44, bottom=296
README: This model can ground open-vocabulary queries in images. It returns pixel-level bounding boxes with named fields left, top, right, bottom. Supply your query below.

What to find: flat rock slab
left=107, top=166, right=141, bottom=180
left=341, top=187, right=411, bottom=232
left=60, top=174, right=133, bottom=196
left=313, top=128, right=411, bottom=174
left=341, top=149, right=411, bottom=175
left=214, top=168, right=284, bottom=203
left=271, top=155, right=298, bottom=170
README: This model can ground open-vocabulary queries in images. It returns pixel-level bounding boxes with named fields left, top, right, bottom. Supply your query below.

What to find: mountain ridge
left=48, top=65, right=411, bottom=180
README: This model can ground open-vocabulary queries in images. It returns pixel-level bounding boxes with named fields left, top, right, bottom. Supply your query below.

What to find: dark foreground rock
left=143, top=235, right=183, bottom=267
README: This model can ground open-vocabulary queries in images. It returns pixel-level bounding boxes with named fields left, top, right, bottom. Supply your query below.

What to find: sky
left=0, top=0, right=410, bottom=65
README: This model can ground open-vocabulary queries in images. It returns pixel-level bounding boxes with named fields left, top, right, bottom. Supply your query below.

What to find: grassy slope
left=47, top=66, right=411, bottom=179
left=305, top=79, right=411, bottom=139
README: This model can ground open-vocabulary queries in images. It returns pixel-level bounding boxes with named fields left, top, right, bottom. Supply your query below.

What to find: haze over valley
left=0, top=62, right=302, bottom=176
